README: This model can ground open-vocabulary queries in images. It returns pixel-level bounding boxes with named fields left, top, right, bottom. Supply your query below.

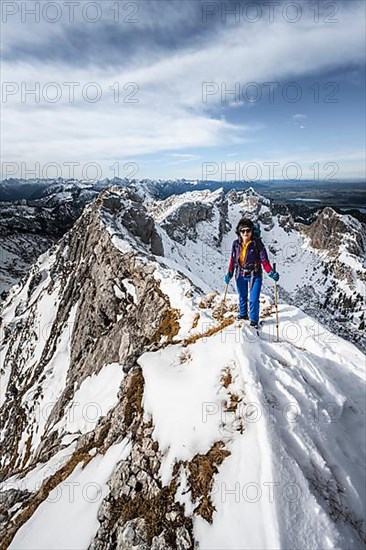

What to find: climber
left=224, top=218, right=279, bottom=328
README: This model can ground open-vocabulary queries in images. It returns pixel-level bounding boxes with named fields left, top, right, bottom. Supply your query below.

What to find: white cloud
left=1, top=1, right=365, bottom=177
left=292, top=114, right=307, bottom=129
left=166, top=153, right=201, bottom=164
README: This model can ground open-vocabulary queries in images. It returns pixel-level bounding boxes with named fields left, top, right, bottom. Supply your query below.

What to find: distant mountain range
left=1, top=177, right=365, bottom=209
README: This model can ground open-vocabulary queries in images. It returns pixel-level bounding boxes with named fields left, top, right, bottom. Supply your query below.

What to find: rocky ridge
left=0, top=187, right=236, bottom=549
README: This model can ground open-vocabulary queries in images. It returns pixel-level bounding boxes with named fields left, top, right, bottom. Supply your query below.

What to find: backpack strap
left=253, top=239, right=260, bottom=259
left=253, top=239, right=262, bottom=273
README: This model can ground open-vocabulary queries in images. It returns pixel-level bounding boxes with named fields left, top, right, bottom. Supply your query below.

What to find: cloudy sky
left=1, top=0, right=365, bottom=181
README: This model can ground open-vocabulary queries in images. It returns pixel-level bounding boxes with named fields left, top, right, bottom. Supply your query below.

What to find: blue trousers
left=236, top=274, right=262, bottom=323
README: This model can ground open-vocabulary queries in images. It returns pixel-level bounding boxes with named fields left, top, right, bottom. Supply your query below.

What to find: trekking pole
left=273, top=262, right=279, bottom=342
left=220, top=283, right=229, bottom=320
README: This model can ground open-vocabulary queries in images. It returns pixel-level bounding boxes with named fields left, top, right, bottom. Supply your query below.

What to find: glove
left=225, top=271, right=233, bottom=285
left=269, top=270, right=279, bottom=282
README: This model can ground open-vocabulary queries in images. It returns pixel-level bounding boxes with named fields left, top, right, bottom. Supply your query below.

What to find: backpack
left=252, top=220, right=261, bottom=240
left=252, top=221, right=262, bottom=269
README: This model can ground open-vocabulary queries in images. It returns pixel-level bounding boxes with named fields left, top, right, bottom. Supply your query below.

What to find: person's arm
left=227, top=253, right=234, bottom=274
left=257, top=240, right=272, bottom=273
left=228, top=242, right=235, bottom=274
left=257, top=239, right=280, bottom=280
left=225, top=242, right=235, bottom=283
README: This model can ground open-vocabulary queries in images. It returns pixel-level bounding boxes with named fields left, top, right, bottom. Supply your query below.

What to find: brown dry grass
left=182, top=317, right=235, bottom=347
left=191, top=312, right=200, bottom=328
left=261, top=304, right=274, bottom=319
left=225, top=392, right=243, bottom=413
left=198, top=292, right=219, bottom=310
left=123, top=368, right=144, bottom=435
left=186, top=441, right=231, bottom=523
left=220, top=366, right=232, bottom=388
left=117, top=478, right=192, bottom=547
left=152, top=307, right=181, bottom=344
left=179, top=349, right=192, bottom=364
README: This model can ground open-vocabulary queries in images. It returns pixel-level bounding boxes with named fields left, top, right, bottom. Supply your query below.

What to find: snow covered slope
left=141, top=302, right=365, bottom=549
left=0, top=185, right=365, bottom=549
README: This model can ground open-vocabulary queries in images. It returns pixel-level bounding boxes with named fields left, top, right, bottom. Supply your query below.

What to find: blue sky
left=1, top=0, right=365, bottom=181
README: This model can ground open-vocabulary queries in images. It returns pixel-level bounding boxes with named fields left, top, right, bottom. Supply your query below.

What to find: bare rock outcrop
left=301, top=206, right=366, bottom=257
left=0, top=187, right=171, bottom=481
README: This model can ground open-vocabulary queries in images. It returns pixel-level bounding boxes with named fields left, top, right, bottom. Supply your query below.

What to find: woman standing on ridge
left=225, top=218, right=279, bottom=328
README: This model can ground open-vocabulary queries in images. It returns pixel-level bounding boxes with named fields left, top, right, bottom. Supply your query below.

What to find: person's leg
left=236, top=275, right=249, bottom=317
left=249, top=276, right=262, bottom=324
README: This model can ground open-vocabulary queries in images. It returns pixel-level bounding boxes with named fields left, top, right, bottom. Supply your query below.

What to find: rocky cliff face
left=0, top=186, right=169, bottom=469
left=0, top=185, right=100, bottom=300
left=0, top=186, right=234, bottom=549
left=302, top=206, right=366, bottom=257
left=297, top=206, right=366, bottom=341
left=147, top=188, right=229, bottom=247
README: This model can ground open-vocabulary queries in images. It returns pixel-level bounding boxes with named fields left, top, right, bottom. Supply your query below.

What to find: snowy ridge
left=0, top=185, right=365, bottom=549
left=146, top=187, right=223, bottom=223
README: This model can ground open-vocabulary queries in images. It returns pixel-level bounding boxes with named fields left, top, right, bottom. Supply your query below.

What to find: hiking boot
left=237, top=314, right=249, bottom=321
left=250, top=320, right=259, bottom=328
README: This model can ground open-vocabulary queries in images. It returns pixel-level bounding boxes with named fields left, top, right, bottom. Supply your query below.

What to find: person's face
left=240, top=227, right=252, bottom=241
